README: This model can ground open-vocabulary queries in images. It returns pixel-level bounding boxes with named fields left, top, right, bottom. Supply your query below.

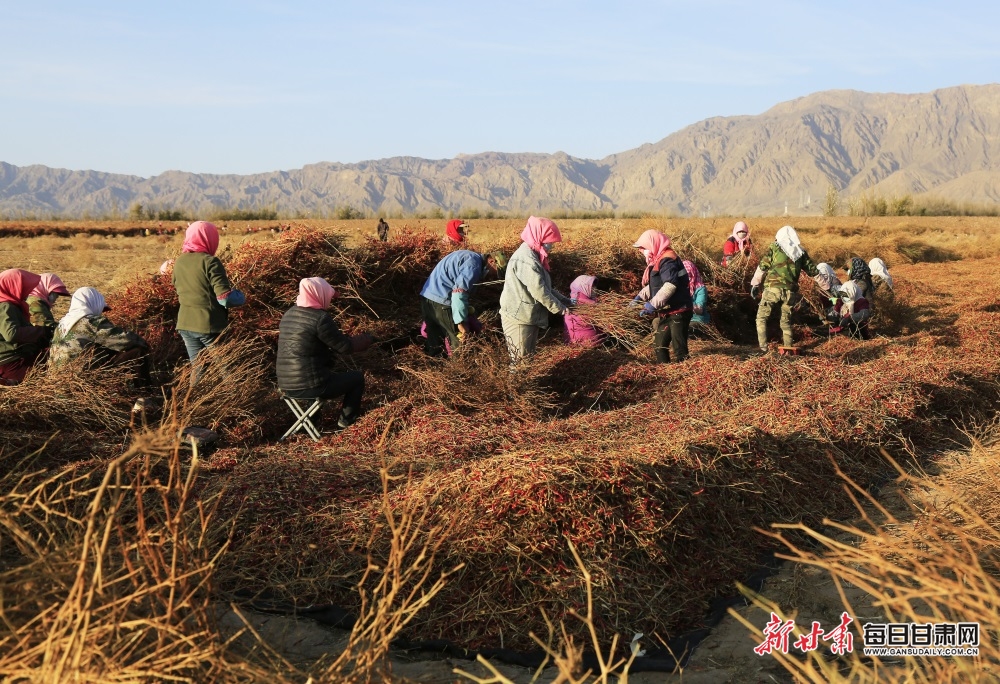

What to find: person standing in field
left=722, top=221, right=754, bottom=266
left=172, top=221, right=245, bottom=365
left=276, top=277, right=375, bottom=430
left=377, top=217, right=390, bottom=242
left=750, top=225, right=820, bottom=354
left=27, top=273, right=71, bottom=330
left=632, top=230, right=693, bottom=363
left=445, top=219, right=468, bottom=245
left=420, top=249, right=506, bottom=357
left=500, top=216, right=572, bottom=366
left=0, top=269, right=53, bottom=385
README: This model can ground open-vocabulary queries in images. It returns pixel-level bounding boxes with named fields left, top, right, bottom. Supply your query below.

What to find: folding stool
left=280, top=395, right=323, bottom=442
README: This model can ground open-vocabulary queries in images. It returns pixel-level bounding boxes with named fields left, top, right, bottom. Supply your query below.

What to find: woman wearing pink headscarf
left=27, top=272, right=71, bottom=329
left=562, top=275, right=603, bottom=346
left=499, top=216, right=573, bottom=366
left=722, top=221, right=753, bottom=266
left=276, top=277, right=375, bottom=431
left=0, top=269, right=52, bottom=385
left=632, top=230, right=693, bottom=363
left=172, top=221, right=245, bottom=365
left=683, top=261, right=711, bottom=326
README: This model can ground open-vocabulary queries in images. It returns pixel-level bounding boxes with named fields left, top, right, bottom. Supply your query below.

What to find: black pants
left=421, top=297, right=459, bottom=358
left=284, top=370, right=365, bottom=420
left=652, top=311, right=692, bottom=363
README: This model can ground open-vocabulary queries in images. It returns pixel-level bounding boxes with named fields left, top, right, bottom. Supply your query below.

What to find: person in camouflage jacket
left=50, top=287, right=150, bottom=381
left=749, top=226, right=819, bottom=352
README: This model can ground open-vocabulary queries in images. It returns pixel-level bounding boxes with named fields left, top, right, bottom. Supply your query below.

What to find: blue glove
left=640, top=302, right=656, bottom=318
left=628, top=297, right=643, bottom=309
left=218, top=288, right=246, bottom=308
left=569, top=298, right=578, bottom=307
left=750, top=285, right=760, bottom=299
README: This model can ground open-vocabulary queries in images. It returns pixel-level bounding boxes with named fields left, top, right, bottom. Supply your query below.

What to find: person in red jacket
left=722, top=221, right=754, bottom=266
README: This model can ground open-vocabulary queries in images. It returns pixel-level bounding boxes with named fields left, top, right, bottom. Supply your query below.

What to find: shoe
left=753, top=347, right=770, bottom=356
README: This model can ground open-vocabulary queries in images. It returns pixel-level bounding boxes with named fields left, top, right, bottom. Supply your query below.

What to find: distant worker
left=172, top=221, right=245, bottom=366
left=0, top=269, right=52, bottom=385
left=563, top=275, right=604, bottom=346
left=420, top=249, right=506, bottom=357
left=445, top=219, right=468, bottom=245
left=750, top=226, right=820, bottom=354
left=27, top=273, right=71, bottom=329
left=722, top=221, right=754, bottom=266
left=683, top=260, right=711, bottom=326
left=276, top=277, right=375, bottom=430
left=500, top=216, right=572, bottom=366
left=631, top=230, right=693, bottom=363
left=377, top=217, right=390, bottom=242
left=868, top=258, right=894, bottom=292
left=50, top=287, right=150, bottom=382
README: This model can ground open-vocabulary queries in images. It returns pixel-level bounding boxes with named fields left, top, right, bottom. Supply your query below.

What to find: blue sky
left=2, top=1, right=997, bottom=176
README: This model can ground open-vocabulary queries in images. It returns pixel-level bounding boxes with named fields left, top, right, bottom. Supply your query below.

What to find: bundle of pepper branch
left=571, top=290, right=651, bottom=352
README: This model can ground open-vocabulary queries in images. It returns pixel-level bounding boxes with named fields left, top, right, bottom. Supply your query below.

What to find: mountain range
left=2, top=84, right=998, bottom=218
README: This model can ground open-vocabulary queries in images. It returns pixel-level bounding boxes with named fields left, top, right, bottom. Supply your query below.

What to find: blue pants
left=178, top=330, right=219, bottom=383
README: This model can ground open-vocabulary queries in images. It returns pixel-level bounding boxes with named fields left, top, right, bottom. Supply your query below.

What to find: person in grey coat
left=499, top=216, right=572, bottom=366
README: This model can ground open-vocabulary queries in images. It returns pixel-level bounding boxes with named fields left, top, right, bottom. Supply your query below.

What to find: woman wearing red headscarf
left=172, top=221, right=245, bottom=366
left=499, top=216, right=573, bottom=366
left=445, top=219, right=468, bottom=245
left=0, top=269, right=53, bottom=384
left=632, top=230, right=693, bottom=363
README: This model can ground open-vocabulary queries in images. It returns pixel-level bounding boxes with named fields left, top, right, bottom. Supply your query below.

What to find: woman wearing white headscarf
left=868, top=258, right=893, bottom=292
left=833, top=281, right=872, bottom=340
left=749, top=226, right=820, bottom=353
left=50, top=287, right=150, bottom=381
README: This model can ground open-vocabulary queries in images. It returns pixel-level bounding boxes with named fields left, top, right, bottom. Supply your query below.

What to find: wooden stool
left=778, top=346, right=801, bottom=356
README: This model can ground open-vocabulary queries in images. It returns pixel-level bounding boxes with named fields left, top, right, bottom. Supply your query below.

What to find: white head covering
left=57, top=287, right=107, bottom=337
left=836, top=280, right=864, bottom=317
left=868, top=258, right=893, bottom=289
left=814, top=262, right=841, bottom=292
left=775, top=226, right=804, bottom=261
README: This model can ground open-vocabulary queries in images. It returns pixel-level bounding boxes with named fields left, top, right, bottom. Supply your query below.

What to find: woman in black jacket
left=631, top=230, right=693, bottom=363
left=277, top=277, right=374, bottom=429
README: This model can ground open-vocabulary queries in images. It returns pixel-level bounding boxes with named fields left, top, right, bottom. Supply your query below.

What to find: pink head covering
left=520, top=216, right=562, bottom=271
left=0, top=269, right=41, bottom=320
left=569, top=275, right=597, bottom=304
left=28, top=273, right=70, bottom=302
left=732, top=221, right=750, bottom=251
left=296, top=277, right=337, bottom=310
left=182, top=221, right=221, bottom=255
left=632, top=230, right=674, bottom=285
left=682, top=260, right=705, bottom=296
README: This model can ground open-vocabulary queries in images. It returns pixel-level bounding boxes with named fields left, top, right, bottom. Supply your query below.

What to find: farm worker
left=832, top=280, right=872, bottom=340
left=0, top=269, right=52, bottom=385
left=632, top=230, right=693, bottom=363
left=419, top=308, right=483, bottom=357
left=868, top=258, right=894, bottom=291
left=683, top=261, right=711, bottom=325
left=847, top=257, right=875, bottom=295
left=377, top=217, right=390, bottom=242
left=813, top=263, right=842, bottom=323
left=420, top=250, right=506, bottom=357
left=26, top=273, right=71, bottom=329
left=50, top=287, right=151, bottom=382
left=172, top=221, right=245, bottom=365
left=750, top=226, right=820, bottom=353
left=276, top=277, right=375, bottom=430
left=563, top=275, right=603, bottom=346
left=722, top=221, right=753, bottom=266
left=445, top=219, right=468, bottom=245
left=500, top=217, right=573, bottom=365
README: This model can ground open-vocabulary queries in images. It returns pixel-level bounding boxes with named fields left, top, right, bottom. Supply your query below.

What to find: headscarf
left=28, top=273, right=70, bottom=302
left=775, top=226, right=804, bottom=261
left=569, top=275, right=597, bottom=304
left=445, top=219, right=467, bottom=244
left=295, top=277, right=337, bottom=310
left=182, top=221, right=220, bottom=255
left=0, top=269, right=41, bottom=320
left=732, top=221, right=751, bottom=251
left=848, top=257, right=874, bottom=294
left=159, top=259, right=175, bottom=276
left=632, top=230, right=674, bottom=284
left=868, top=258, right=893, bottom=290
left=814, top=262, right=841, bottom=293
left=521, top=216, right=562, bottom=271
left=836, top=280, right=865, bottom=317
left=682, top=260, right=705, bottom=296
left=57, top=287, right=108, bottom=337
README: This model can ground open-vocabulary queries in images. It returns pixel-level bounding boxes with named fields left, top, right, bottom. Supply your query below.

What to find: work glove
left=627, top=296, right=643, bottom=309
left=217, top=288, right=246, bottom=307
left=569, top=298, right=578, bottom=307
left=640, top=302, right=656, bottom=319
left=750, top=285, right=760, bottom=299
left=457, top=330, right=467, bottom=344
left=349, top=333, right=375, bottom=353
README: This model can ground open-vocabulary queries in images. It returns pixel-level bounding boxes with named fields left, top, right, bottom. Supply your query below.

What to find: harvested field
left=2, top=218, right=999, bottom=680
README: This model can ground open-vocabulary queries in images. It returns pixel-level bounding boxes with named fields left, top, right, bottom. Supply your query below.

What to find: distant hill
left=2, top=84, right=998, bottom=218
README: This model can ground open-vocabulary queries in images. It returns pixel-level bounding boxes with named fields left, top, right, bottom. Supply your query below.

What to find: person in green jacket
left=749, top=226, right=820, bottom=354
left=27, top=273, right=71, bottom=330
left=0, top=269, right=52, bottom=385
left=172, top=221, right=245, bottom=365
